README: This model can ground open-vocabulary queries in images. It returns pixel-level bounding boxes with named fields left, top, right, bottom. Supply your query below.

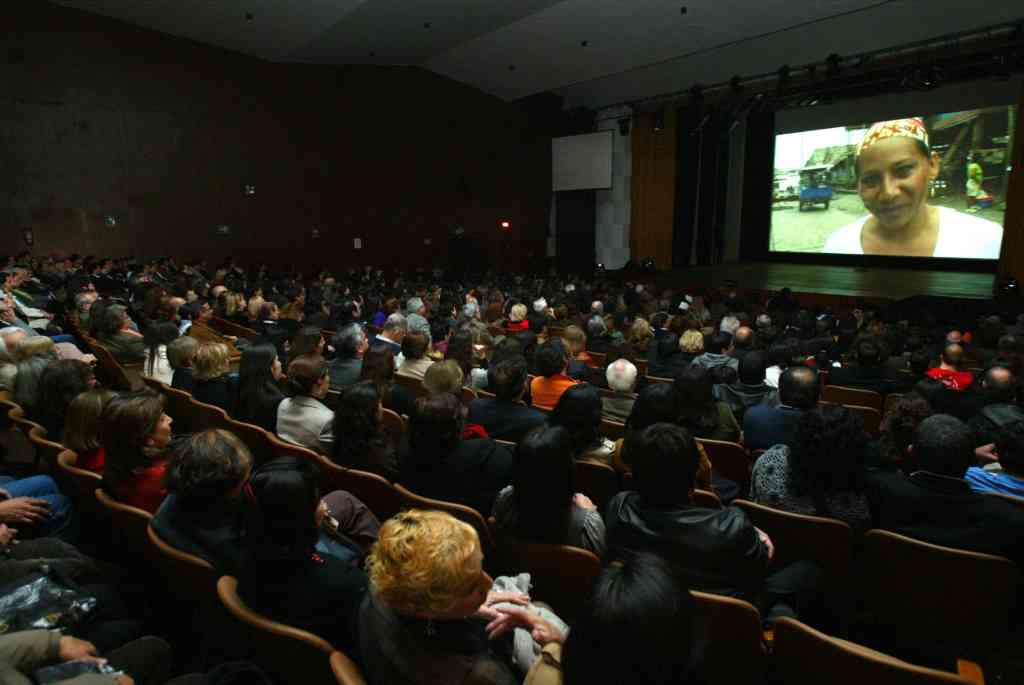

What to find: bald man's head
left=779, top=365, right=820, bottom=410
left=941, top=343, right=964, bottom=369
left=946, top=330, right=963, bottom=345
left=733, top=326, right=754, bottom=351
left=982, top=366, right=1016, bottom=403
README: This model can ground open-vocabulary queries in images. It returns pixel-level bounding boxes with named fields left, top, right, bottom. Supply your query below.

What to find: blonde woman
left=679, top=329, right=705, bottom=364
left=561, top=325, right=593, bottom=368
left=626, top=318, right=653, bottom=358
left=506, top=303, right=529, bottom=331
left=191, top=341, right=237, bottom=414
left=359, top=510, right=564, bottom=685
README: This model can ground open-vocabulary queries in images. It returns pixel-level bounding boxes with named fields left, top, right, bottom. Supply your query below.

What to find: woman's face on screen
left=857, top=137, right=939, bottom=231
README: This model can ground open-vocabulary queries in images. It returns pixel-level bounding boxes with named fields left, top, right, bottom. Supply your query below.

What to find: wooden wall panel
left=998, top=83, right=1024, bottom=285
left=630, top=110, right=677, bottom=269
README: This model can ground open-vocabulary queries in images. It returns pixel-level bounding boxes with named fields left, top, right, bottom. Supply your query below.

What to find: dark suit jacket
left=401, top=438, right=514, bottom=516
left=864, top=469, right=1024, bottom=565
left=467, top=398, right=547, bottom=443
left=192, top=374, right=239, bottom=415
left=100, top=332, right=146, bottom=363
left=743, top=405, right=804, bottom=451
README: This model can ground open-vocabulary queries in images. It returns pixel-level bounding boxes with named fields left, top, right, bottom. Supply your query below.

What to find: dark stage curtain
left=740, top=110, right=776, bottom=260
left=555, top=190, right=596, bottom=273
left=673, top=108, right=731, bottom=266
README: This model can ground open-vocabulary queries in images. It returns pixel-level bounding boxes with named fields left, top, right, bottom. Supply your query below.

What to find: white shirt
left=143, top=344, right=174, bottom=385
left=822, top=206, right=1003, bottom=259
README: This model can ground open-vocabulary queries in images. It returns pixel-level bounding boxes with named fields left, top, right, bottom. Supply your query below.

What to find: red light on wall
left=499, top=220, right=511, bottom=230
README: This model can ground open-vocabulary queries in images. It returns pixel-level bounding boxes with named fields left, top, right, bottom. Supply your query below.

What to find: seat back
left=646, top=375, right=673, bottom=385
left=89, top=341, right=135, bottom=391
left=146, top=524, right=217, bottom=601
left=882, top=392, right=904, bottom=417
left=494, top=540, right=601, bottom=622
left=7, top=406, right=46, bottom=469
left=330, top=651, right=368, bottom=685
left=218, top=416, right=277, bottom=465
left=216, top=576, right=336, bottom=684
left=600, top=418, right=626, bottom=441
left=587, top=351, right=607, bottom=367
left=323, top=389, right=341, bottom=411
left=691, top=591, right=768, bottom=684
left=573, top=459, right=621, bottom=512
left=394, top=484, right=495, bottom=557
left=859, top=529, right=1019, bottom=650
left=733, top=499, right=854, bottom=592
left=696, top=439, right=752, bottom=494
left=379, top=408, right=407, bottom=447
left=27, top=426, right=64, bottom=472
left=772, top=617, right=976, bottom=685
left=316, top=457, right=404, bottom=522
left=394, top=373, right=428, bottom=398
left=821, top=385, right=883, bottom=413
left=208, top=316, right=259, bottom=340
left=187, top=397, right=231, bottom=432
left=56, top=450, right=101, bottom=517
left=94, top=487, right=154, bottom=561
left=461, top=386, right=478, bottom=404
left=692, top=488, right=722, bottom=508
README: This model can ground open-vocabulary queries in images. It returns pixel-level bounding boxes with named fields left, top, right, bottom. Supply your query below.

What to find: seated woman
left=562, top=325, right=593, bottom=370
left=423, top=360, right=464, bottom=397
left=167, top=335, right=198, bottom=393
left=548, top=384, right=615, bottom=465
left=331, top=382, right=401, bottom=481
left=234, top=342, right=285, bottom=432
left=63, top=388, right=115, bottom=473
left=35, top=359, right=95, bottom=440
left=675, top=365, right=741, bottom=443
left=626, top=318, right=653, bottom=359
left=505, top=303, right=529, bottom=331
left=12, top=336, right=58, bottom=415
left=446, top=330, right=487, bottom=390
left=359, top=509, right=541, bottom=685
left=678, top=330, right=704, bottom=366
left=96, top=304, right=146, bottom=363
left=99, top=390, right=174, bottom=513
left=153, top=429, right=252, bottom=573
left=491, top=425, right=606, bottom=556
left=401, top=393, right=513, bottom=516
left=396, top=331, right=434, bottom=380
left=239, top=458, right=375, bottom=651
left=143, top=321, right=180, bottom=385
left=361, top=346, right=417, bottom=418
left=276, top=355, right=334, bottom=453
left=526, top=552, right=702, bottom=685
left=751, top=404, right=871, bottom=530
left=191, top=342, right=238, bottom=415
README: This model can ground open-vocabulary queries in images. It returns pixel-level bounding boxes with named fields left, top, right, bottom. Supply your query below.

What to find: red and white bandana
left=857, top=118, right=929, bottom=156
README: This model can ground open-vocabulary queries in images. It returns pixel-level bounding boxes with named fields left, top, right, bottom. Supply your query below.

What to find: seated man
left=966, top=366, right=1023, bottom=447
left=732, top=325, right=756, bottom=362
left=965, top=420, right=1024, bottom=498
left=926, top=343, right=974, bottom=391
left=743, top=366, right=819, bottom=450
left=826, top=336, right=892, bottom=395
left=530, top=339, right=579, bottom=410
left=329, top=323, right=367, bottom=390
left=691, top=331, right=739, bottom=373
left=467, top=357, right=546, bottom=442
left=606, top=423, right=821, bottom=619
left=865, top=414, right=1024, bottom=564
left=714, top=351, right=777, bottom=421
left=602, top=359, right=638, bottom=423
left=395, top=331, right=433, bottom=380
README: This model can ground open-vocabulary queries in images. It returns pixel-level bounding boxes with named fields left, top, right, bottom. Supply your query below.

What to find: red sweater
left=926, top=367, right=974, bottom=391
left=119, top=459, right=169, bottom=513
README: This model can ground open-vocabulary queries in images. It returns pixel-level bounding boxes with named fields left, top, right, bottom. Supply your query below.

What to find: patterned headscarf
left=857, top=118, right=929, bottom=156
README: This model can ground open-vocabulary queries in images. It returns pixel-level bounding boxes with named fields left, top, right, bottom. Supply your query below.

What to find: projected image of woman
left=822, top=118, right=1003, bottom=258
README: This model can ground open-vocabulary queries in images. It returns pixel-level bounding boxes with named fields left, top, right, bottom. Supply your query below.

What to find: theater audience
left=402, top=393, right=513, bottom=515
left=561, top=325, right=593, bottom=371
left=530, top=340, right=579, bottom=410
left=143, top=321, right=180, bottom=385
left=926, top=343, right=974, bottom=391
left=865, top=414, right=1024, bottom=564
left=966, top=366, right=1022, bottom=446
left=12, top=336, right=57, bottom=414
left=675, top=365, right=740, bottom=443
left=549, top=384, right=616, bottom=465
left=289, top=326, right=325, bottom=364
left=868, top=393, right=933, bottom=468
left=239, top=458, right=373, bottom=652
left=585, top=316, right=613, bottom=354
left=331, top=382, right=401, bottom=481
left=374, top=313, right=406, bottom=355
left=491, top=425, right=606, bottom=556
left=732, top=325, right=755, bottom=362
left=714, top=351, right=777, bottom=421
left=34, top=359, right=94, bottom=439
left=827, top=337, right=891, bottom=394
left=626, top=318, right=653, bottom=358
left=190, top=342, right=237, bottom=415
left=234, top=342, right=285, bottom=432
left=691, top=331, right=738, bottom=374
left=678, top=330, right=704, bottom=366
left=744, top=366, right=820, bottom=451
left=506, top=303, right=529, bottom=331
left=965, top=420, right=1024, bottom=498
left=396, top=331, right=433, bottom=380
left=751, top=405, right=871, bottom=530
left=361, top=345, right=417, bottom=418
left=446, top=329, right=488, bottom=389
left=97, top=304, right=146, bottom=363
left=423, top=360, right=464, bottom=396
left=63, top=388, right=116, bottom=473
left=359, top=509, right=529, bottom=685
left=277, top=355, right=334, bottom=454
left=153, top=429, right=252, bottom=573
left=405, top=297, right=431, bottom=341
left=167, top=335, right=198, bottom=393
left=606, top=423, right=822, bottom=620
left=602, top=359, right=637, bottom=423
left=467, top=358, right=546, bottom=443
left=100, top=390, right=173, bottom=513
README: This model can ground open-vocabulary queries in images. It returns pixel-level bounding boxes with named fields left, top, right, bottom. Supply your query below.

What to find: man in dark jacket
left=606, top=423, right=821, bottom=618
left=691, top=331, right=739, bottom=374
left=826, top=336, right=892, bottom=395
left=466, top=357, right=546, bottom=443
left=743, top=366, right=819, bottom=450
left=715, top=351, right=778, bottom=421
left=966, top=366, right=1024, bottom=446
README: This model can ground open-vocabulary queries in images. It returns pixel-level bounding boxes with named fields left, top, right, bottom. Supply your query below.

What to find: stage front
left=649, top=262, right=996, bottom=302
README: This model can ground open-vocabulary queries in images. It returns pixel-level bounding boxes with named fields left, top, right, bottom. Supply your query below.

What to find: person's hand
left=473, top=590, right=529, bottom=621
left=315, top=500, right=329, bottom=527
left=0, top=497, right=50, bottom=525
left=573, top=493, right=596, bottom=511
left=975, top=443, right=998, bottom=463
left=58, top=636, right=105, bottom=664
left=0, top=489, right=9, bottom=501
left=224, top=335, right=238, bottom=342
left=0, top=524, right=17, bottom=546
left=485, top=606, right=564, bottom=645
left=756, top=527, right=775, bottom=561
left=114, top=675, right=135, bottom=685
left=81, top=354, right=97, bottom=365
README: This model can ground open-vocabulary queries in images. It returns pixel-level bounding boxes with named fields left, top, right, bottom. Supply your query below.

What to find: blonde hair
left=64, top=388, right=116, bottom=453
left=509, top=304, right=527, bottom=322
left=193, top=342, right=231, bottom=380
left=366, top=510, right=480, bottom=616
left=248, top=295, right=265, bottom=320
left=680, top=330, right=705, bottom=354
left=423, top=360, right=464, bottom=396
left=14, top=336, right=55, bottom=362
left=627, top=318, right=653, bottom=348
left=562, top=325, right=587, bottom=356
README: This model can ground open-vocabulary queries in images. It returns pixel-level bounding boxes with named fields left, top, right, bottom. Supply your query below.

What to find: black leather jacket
left=606, top=492, right=770, bottom=600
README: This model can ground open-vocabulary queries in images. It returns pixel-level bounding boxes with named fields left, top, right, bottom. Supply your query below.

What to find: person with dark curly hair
left=751, top=405, right=871, bottom=530
left=330, top=382, right=401, bottom=481
left=674, top=365, right=740, bottom=443
left=548, top=384, right=615, bottom=465
left=869, top=393, right=933, bottom=468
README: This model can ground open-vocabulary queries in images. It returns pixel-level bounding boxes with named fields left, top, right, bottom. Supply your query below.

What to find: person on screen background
left=822, top=118, right=1003, bottom=258
left=965, top=151, right=986, bottom=212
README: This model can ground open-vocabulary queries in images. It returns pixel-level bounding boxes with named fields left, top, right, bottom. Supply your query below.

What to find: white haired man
left=602, top=359, right=638, bottom=422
